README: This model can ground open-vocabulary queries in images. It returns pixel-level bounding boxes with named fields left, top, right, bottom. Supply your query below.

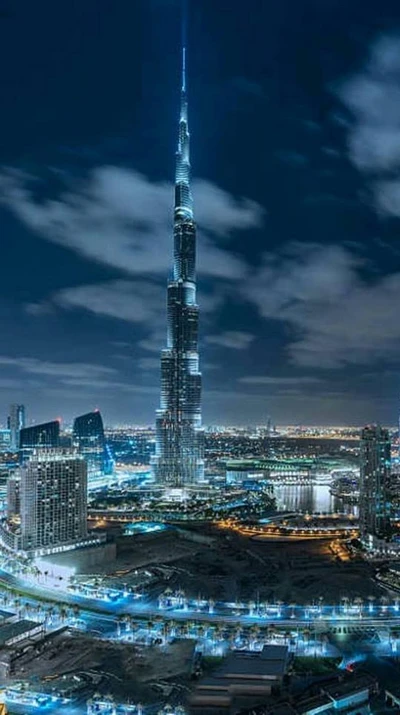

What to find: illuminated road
left=1, top=567, right=400, bottom=632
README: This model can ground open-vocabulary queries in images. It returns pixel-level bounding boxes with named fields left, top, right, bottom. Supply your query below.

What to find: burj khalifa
left=151, top=44, right=204, bottom=487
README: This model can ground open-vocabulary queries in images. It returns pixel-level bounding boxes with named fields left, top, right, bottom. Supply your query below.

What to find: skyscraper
left=19, top=420, right=60, bottom=455
left=152, top=43, right=204, bottom=487
left=8, top=404, right=25, bottom=450
left=20, top=449, right=87, bottom=553
left=73, top=410, right=112, bottom=483
left=359, top=425, right=392, bottom=546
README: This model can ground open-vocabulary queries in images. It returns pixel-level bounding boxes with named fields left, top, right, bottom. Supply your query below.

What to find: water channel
left=273, top=483, right=358, bottom=516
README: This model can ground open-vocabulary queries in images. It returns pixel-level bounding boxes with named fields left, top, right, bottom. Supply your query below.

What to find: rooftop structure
left=0, top=619, right=44, bottom=647
left=189, top=645, right=290, bottom=713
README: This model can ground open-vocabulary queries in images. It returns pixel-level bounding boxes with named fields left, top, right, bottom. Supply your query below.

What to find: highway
left=1, top=567, right=400, bottom=632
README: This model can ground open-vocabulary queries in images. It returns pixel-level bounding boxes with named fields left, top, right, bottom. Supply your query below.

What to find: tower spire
left=175, top=24, right=192, bottom=220
left=182, top=45, right=186, bottom=93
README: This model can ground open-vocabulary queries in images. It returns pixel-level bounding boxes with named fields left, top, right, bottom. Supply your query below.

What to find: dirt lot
left=11, top=631, right=195, bottom=702
left=102, top=526, right=383, bottom=604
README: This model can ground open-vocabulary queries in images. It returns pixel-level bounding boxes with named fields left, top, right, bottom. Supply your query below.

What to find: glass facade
left=19, top=420, right=60, bottom=456
left=73, top=410, right=113, bottom=482
left=359, top=425, right=392, bottom=542
left=152, top=47, right=204, bottom=486
left=8, top=404, right=25, bottom=450
left=20, top=449, right=88, bottom=552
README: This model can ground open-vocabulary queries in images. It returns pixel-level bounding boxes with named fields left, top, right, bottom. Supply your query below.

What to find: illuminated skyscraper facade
left=20, top=449, right=87, bottom=552
left=152, top=46, right=204, bottom=486
left=359, top=425, right=392, bottom=546
left=73, top=410, right=113, bottom=482
left=8, top=404, right=25, bottom=450
left=19, top=420, right=60, bottom=454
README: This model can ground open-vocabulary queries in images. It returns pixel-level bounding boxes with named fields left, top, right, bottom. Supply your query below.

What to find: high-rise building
left=20, top=449, right=87, bottom=552
left=359, top=425, right=392, bottom=546
left=8, top=404, right=25, bottom=450
left=0, top=430, right=11, bottom=452
left=73, top=410, right=112, bottom=482
left=19, top=420, right=60, bottom=453
left=7, top=475, right=20, bottom=521
left=151, top=44, right=204, bottom=487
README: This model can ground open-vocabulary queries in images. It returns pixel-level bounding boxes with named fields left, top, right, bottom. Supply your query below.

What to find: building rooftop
left=215, top=645, right=289, bottom=679
left=262, top=704, right=297, bottom=715
left=0, top=609, right=16, bottom=622
left=322, top=673, right=377, bottom=700
left=0, top=619, right=42, bottom=645
left=295, top=694, right=332, bottom=714
left=259, top=645, right=290, bottom=661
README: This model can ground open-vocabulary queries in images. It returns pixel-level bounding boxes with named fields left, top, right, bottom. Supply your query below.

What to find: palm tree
left=367, top=595, right=375, bottom=613
left=249, top=625, right=260, bottom=650
left=303, top=628, right=311, bottom=647
left=197, top=624, right=205, bottom=640
left=214, top=624, right=225, bottom=644
left=380, top=596, right=389, bottom=614
left=146, top=620, right=154, bottom=640
left=116, top=615, right=125, bottom=637
left=353, top=597, right=363, bottom=619
left=167, top=619, right=177, bottom=639
left=248, top=600, right=256, bottom=616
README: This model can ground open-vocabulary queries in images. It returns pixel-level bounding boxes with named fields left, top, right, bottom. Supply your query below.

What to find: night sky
left=1, top=0, right=400, bottom=426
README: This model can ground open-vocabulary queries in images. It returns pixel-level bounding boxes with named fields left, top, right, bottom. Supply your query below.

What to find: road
left=1, top=568, right=400, bottom=632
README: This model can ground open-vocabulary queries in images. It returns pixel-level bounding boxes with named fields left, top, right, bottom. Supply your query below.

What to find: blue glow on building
left=123, top=522, right=168, bottom=535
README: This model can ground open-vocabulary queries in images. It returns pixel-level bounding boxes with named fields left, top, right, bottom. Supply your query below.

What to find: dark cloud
left=206, top=331, right=255, bottom=350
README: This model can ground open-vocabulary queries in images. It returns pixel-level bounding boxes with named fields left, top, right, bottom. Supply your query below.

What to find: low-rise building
left=0, top=619, right=44, bottom=647
left=239, top=672, right=378, bottom=715
left=189, top=645, right=290, bottom=714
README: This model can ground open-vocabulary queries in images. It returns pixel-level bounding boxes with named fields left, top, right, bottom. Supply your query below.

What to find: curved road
left=1, top=568, right=400, bottom=631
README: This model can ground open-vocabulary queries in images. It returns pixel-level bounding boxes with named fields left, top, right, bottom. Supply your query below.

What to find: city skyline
left=0, top=0, right=400, bottom=424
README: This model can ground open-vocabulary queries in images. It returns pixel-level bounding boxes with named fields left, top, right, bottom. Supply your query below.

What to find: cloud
left=138, top=331, right=165, bottom=353
left=337, top=34, right=400, bottom=218
left=246, top=243, right=356, bottom=316
left=239, top=376, right=322, bottom=385
left=60, top=377, right=158, bottom=394
left=0, top=356, right=116, bottom=379
left=0, top=166, right=262, bottom=280
left=25, top=280, right=225, bottom=352
left=244, top=242, right=400, bottom=368
left=54, top=279, right=164, bottom=324
left=206, top=331, right=254, bottom=350
left=194, top=179, right=263, bottom=238
left=228, top=38, right=400, bottom=369
left=137, top=357, right=160, bottom=370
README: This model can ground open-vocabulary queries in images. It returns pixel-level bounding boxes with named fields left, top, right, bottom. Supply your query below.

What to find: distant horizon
left=1, top=416, right=398, bottom=432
